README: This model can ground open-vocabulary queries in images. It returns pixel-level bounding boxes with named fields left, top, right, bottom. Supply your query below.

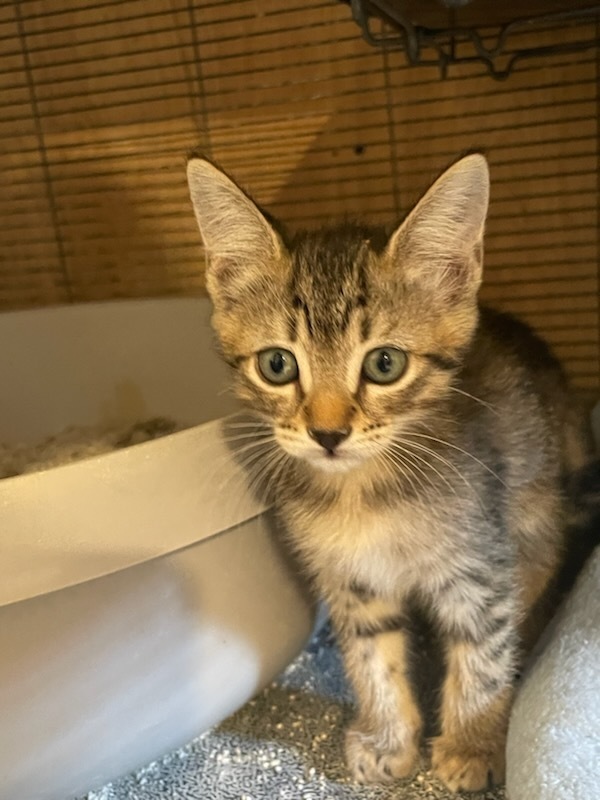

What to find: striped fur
left=187, top=154, right=591, bottom=793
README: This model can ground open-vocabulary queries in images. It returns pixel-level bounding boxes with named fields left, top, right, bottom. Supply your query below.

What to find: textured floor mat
left=83, top=625, right=505, bottom=800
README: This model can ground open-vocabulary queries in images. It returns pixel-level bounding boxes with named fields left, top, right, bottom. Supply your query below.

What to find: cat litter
left=81, top=624, right=505, bottom=800
left=0, top=417, right=181, bottom=479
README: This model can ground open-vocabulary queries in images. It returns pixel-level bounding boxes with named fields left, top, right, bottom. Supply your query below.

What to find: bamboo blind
left=1, top=1, right=598, bottom=398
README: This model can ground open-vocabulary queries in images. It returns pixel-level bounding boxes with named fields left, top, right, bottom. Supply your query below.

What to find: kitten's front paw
left=431, top=735, right=505, bottom=792
left=345, top=725, right=419, bottom=784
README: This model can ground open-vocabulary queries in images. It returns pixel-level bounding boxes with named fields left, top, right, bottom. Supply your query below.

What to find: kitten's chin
left=303, top=451, right=365, bottom=474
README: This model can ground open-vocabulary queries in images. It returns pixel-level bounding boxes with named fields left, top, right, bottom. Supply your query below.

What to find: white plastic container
left=0, top=298, right=313, bottom=800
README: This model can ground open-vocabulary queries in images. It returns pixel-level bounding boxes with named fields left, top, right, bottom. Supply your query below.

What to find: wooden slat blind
left=1, top=1, right=598, bottom=398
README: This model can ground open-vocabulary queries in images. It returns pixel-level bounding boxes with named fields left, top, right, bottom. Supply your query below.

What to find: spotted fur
left=187, top=154, right=590, bottom=793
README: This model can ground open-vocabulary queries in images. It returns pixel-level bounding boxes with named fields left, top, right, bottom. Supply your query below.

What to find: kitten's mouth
left=309, top=447, right=363, bottom=473
left=276, top=435, right=365, bottom=473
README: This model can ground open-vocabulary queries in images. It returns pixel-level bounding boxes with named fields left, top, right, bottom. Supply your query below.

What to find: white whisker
left=384, top=442, right=438, bottom=495
left=245, top=446, right=289, bottom=501
left=222, top=421, right=272, bottom=430
left=403, top=431, right=506, bottom=487
left=389, top=440, right=457, bottom=497
left=221, top=431, right=276, bottom=443
left=448, top=386, right=499, bottom=416
left=376, top=448, right=427, bottom=501
left=235, top=442, right=279, bottom=466
left=395, top=437, right=490, bottom=516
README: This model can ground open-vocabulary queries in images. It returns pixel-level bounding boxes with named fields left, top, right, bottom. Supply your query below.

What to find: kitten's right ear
left=187, top=157, right=284, bottom=306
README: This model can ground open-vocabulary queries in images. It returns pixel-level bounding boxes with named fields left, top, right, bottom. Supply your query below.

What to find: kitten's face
left=217, top=231, right=477, bottom=474
left=187, top=155, right=489, bottom=475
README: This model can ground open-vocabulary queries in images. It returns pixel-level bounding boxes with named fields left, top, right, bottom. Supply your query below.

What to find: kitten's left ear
left=385, top=154, right=489, bottom=300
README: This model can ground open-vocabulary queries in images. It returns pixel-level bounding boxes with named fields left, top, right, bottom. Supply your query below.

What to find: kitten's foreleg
left=431, top=592, right=517, bottom=792
left=329, top=587, right=422, bottom=784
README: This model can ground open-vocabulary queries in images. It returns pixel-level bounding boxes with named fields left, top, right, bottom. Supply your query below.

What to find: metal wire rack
left=347, top=0, right=600, bottom=78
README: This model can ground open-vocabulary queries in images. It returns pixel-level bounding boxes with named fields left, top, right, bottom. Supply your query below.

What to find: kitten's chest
left=287, top=485, right=444, bottom=594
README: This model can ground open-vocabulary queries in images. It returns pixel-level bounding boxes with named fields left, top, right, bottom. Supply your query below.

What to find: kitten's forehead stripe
left=360, top=313, right=372, bottom=342
left=302, top=302, right=315, bottom=338
left=287, top=311, right=298, bottom=342
left=289, top=225, right=379, bottom=340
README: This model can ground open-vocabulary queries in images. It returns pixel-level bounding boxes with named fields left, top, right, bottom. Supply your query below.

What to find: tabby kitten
left=186, top=154, right=587, bottom=792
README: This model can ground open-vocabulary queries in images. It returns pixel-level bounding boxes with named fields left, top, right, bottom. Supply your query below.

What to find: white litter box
left=0, top=298, right=314, bottom=800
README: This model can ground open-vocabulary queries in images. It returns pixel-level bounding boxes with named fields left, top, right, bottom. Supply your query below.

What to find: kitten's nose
left=308, top=428, right=351, bottom=454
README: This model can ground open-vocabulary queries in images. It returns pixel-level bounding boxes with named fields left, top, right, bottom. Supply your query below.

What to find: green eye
left=362, top=347, right=407, bottom=385
left=257, top=348, right=299, bottom=385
